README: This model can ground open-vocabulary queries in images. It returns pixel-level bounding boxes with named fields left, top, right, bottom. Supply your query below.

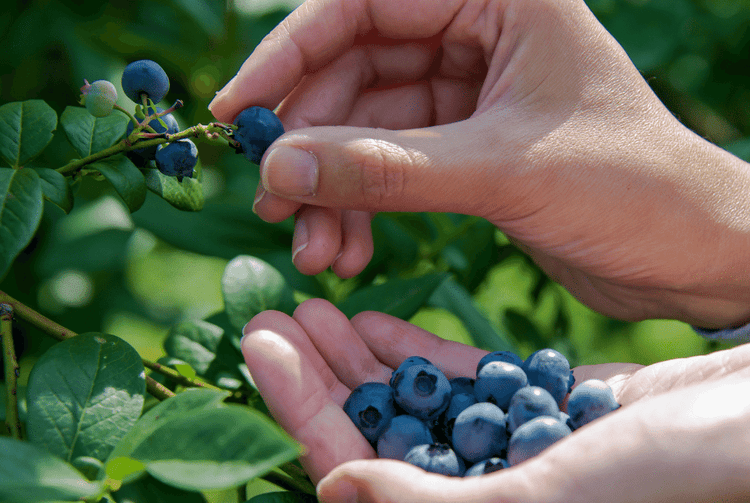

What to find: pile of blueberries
left=344, top=349, right=620, bottom=477
left=80, top=59, right=284, bottom=182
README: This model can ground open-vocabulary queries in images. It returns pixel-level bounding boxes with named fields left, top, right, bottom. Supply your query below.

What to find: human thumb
left=258, top=120, right=513, bottom=218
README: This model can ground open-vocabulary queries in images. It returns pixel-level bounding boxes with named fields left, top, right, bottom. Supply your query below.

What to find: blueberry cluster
left=343, top=349, right=620, bottom=477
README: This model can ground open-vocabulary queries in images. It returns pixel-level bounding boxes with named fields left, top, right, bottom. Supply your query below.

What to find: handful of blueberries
left=343, top=349, right=620, bottom=477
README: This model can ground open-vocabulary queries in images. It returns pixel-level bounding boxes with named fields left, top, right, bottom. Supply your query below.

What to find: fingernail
left=262, top=146, right=318, bottom=196
left=207, top=76, right=236, bottom=112
left=252, top=186, right=266, bottom=214
left=291, top=218, right=309, bottom=262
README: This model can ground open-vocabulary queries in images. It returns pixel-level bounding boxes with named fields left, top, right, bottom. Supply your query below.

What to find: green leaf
left=0, top=100, right=57, bottom=168
left=428, top=277, right=518, bottom=353
left=0, top=167, right=43, bottom=282
left=163, top=320, right=224, bottom=375
left=337, top=272, right=449, bottom=320
left=90, top=155, right=147, bottom=212
left=246, top=492, right=318, bottom=503
left=26, top=332, right=147, bottom=463
left=115, top=473, right=208, bottom=503
left=0, top=437, right=103, bottom=503
left=60, top=106, right=128, bottom=158
left=144, top=165, right=205, bottom=211
left=221, top=255, right=296, bottom=333
left=107, top=388, right=231, bottom=464
left=129, top=405, right=301, bottom=491
left=30, top=166, right=74, bottom=213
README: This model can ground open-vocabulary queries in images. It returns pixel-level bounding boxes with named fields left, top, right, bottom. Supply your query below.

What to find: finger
left=241, top=311, right=374, bottom=482
left=292, top=206, right=342, bottom=275
left=350, top=311, right=486, bottom=378
left=331, top=210, right=374, bottom=279
left=208, top=0, right=467, bottom=122
left=252, top=184, right=301, bottom=222
left=293, top=298, right=393, bottom=389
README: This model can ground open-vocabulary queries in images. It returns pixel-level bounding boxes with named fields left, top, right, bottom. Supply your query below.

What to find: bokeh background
left=2, top=0, right=748, bottom=400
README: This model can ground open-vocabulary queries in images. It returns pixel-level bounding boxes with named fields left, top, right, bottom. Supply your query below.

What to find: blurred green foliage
left=0, top=0, right=746, bottom=395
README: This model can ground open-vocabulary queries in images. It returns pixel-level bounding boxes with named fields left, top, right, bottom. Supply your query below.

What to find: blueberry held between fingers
left=343, top=382, right=397, bottom=444
left=155, top=139, right=198, bottom=182
left=404, top=443, right=465, bottom=477
left=391, top=363, right=451, bottom=422
left=233, top=106, right=285, bottom=164
left=507, top=415, right=571, bottom=466
left=122, top=59, right=170, bottom=104
left=566, top=379, right=620, bottom=430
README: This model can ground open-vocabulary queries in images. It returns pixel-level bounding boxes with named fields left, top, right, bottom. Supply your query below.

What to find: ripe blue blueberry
left=507, top=416, right=571, bottom=467
left=126, top=107, right=180, bottom=166
left=404, top=443, right=465, bottom=477
left=376, top=415, right=434, bottom=461
left=449, top=376, right=475, bottom=397
left=464, top=457, right=508, bottom=477
left=122, top=60, right=170, bottom=104
left=233, top=106, right=285, bottom=164
left=434, top=392, right=477, bottom=444
left=451, top=402, right=507, bottom=464
left=506, top=385, right=560, bottom=434
left=476, top=351, right=524, bottom=376
left=390, top=356, right=432, bottom=387
left=474, top=361, right=528, bottom=411
left=80, top=79, right=118, bottom=117
left=155, top=139, right=198, bottom=182
left=391, top=363, right=451, bottom=422
left=566, top=379, right=620, bottom=430
left=522, top=348, right=575, bottom=406
left=343, top=382, right=397, bottom=444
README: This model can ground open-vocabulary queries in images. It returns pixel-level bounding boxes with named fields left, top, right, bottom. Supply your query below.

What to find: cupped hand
left=211, top=0, right=750, bottom=329
left=241, top=298, right=750, bottom=502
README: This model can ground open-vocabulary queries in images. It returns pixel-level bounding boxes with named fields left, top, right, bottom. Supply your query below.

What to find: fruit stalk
left=1, top=303, right=22, bottom=439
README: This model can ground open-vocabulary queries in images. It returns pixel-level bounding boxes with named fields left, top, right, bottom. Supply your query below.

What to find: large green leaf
left=26, top=332, right=147, bottom=463
left=221, top=255, right=297, bottom=332
left=0, top=167, right=43, bottom=282
left=144, top=165, right=205, bottom=211
left=163, top=320, right=224, bottom=375
left=0, top=437, right=103, bottom=503
left=0, top=100, right=57, bottom=168
left=115, top=473, right=208, bottom=503
left=60, top=105, right=128, bottom=158
left=428, top=278, right=517, bottom=352
left=90, top=155, right=147, bottom=212
left=129, top=405, right=301, bottom=491
left=337, top=272, right=449, bottom=320
left=30, top=166, right=74, bottom=213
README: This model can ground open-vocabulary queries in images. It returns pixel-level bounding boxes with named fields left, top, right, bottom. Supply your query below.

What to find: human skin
left=241, top=299, right=750, bottom=503
left=209, top=0, right=750, bottom=330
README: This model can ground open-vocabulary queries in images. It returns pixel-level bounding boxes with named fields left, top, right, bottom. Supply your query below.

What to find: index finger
left=208, top=0, right=466, bottom=122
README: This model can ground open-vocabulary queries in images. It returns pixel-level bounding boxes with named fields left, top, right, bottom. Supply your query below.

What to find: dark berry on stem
left=122, top=59, right=170, bottom=104
left=233, top=106, right=285, bottom=164
left=155, top=139, right=198, bottom=182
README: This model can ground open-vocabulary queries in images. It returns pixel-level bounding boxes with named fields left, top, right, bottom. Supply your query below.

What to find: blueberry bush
left=0, top=0, right=748, bottom=502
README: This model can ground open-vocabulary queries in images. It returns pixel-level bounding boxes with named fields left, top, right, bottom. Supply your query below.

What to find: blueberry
left=125, top=107, right=180, bottom=166
left=122, top=60, right=170, bottom=104
left=522, top=348, right=574, bottom=406
left=476, top=351, right=524, bottom=376
left=434, top=392, right=478, bottom=444
left=233, top=106, right=285, bottom=164
left=389, top=356, right=432, bottom=388
left=506, top=386, right=560, bottom=434
left=155, top=139, right=198, bottom=182
left=507, top=416, right=571, bottom=467
left=566, top=379, right=620, bottom=430
left=343, top=382, right=397, bottom=444
left=391, top=363, right=452, bottom=422
left=404, top=443, right=465, bottom=477
left=448, top=376, right=475, bottom=397
left=464, top=457, right=508, bottom=477
left=474, top=361, right=528, bottom=411
left=451, top=402, right=507, bottom=464
left=376, top=415, right=434, bottom=461
left=80, top=79, right=118, bottom=117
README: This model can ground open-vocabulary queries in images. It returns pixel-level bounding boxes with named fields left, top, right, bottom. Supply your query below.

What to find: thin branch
left=1, top=303, right=22, bottom=439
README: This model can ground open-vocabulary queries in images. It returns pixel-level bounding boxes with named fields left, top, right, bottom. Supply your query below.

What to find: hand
left=241, top=299, right=750, bottom=503
left=209, top=0, right=750, bottom=329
